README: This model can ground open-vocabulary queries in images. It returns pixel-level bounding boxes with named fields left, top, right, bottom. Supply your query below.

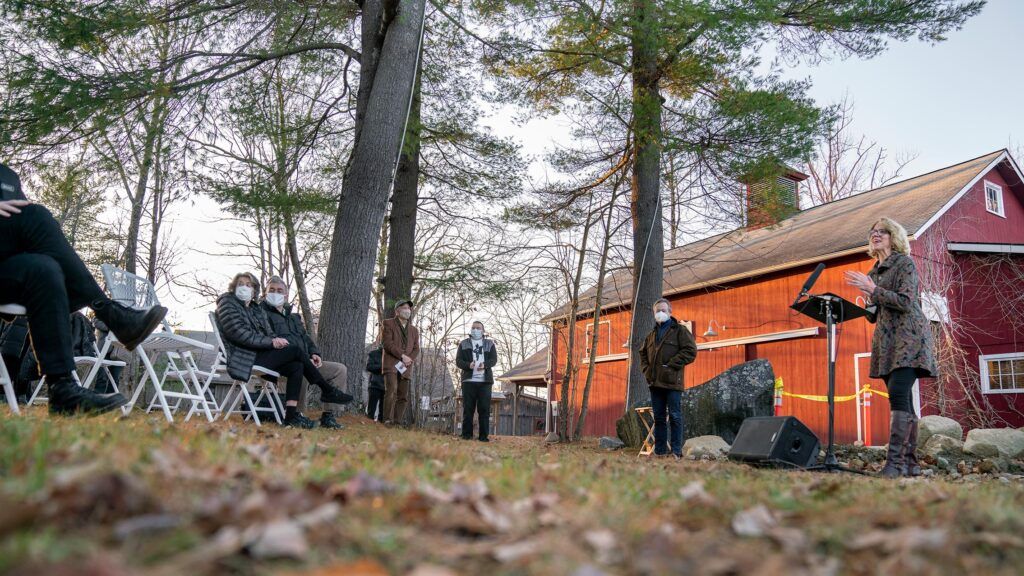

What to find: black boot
left=319, top=411, right=344, bottom=429
left=92, top=299, right=168, bottom=351
left=282, top=407, right=317, bottom=429
left=48, top=375, right=128, bottom=416
left=318, top=382, right=354, bottom=405
left=904, top=412, right=922, bottom=477
left=881, top=410, right=911, bottom=479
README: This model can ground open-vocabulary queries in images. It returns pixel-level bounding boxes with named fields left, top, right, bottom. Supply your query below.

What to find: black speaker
left=728, top=416, right=820, bottom=468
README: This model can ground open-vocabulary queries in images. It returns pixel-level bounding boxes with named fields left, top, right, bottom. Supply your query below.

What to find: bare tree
left=805, top=96, right=917, bottom=206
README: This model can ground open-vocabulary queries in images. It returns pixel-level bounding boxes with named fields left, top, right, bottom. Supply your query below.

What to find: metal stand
left=791, top=293, right=871, bottom=475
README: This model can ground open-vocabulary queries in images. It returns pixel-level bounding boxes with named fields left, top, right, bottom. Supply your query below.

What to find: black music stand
left=791, top=292, right=872, bottom=473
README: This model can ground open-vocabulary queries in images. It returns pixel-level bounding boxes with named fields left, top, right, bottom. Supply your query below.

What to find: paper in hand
left=395, top=361, right=407, bottom=375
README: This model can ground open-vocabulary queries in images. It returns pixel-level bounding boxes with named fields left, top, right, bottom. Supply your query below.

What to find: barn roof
left=497, top=346, right=549, bottom=383
left=543, top=149, right=1019, bottom=322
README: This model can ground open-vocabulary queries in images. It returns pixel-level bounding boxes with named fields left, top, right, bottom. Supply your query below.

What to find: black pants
left=884, top=367, right=918, bottom=413
left=462, top=381, right=493, bottom=440
left=0, top=205, right=106, bottom=375
left=366, top=387, right=384, bottom=421
left=254, top=345, right=325, bottom=403
left=2, top=352, right=29, bottom=397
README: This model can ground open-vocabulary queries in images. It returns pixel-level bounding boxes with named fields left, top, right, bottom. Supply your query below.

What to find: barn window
left=984, top=180, right=1005, bottom=217
left=584, top=320, right=613, bottom=358
left=980, top=353, right=1024, bottom=394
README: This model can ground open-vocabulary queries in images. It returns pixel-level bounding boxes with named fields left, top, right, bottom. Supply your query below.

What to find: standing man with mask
left=638, top=298, right=698, bottom=458
left=455, top=321, right=498, bottom=441
left=261, top=276, right=350, bottom=429
left=381, top=299, right=420, bottom=425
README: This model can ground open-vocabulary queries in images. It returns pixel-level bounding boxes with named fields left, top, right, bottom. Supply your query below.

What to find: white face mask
left=398, top=308, right=412, bottom=320
left=265, top=292, right=286, bottom=308
left=471, top=328, right=483, bottom=339
left=235, top=285, right=253, bottom=303
left=654, top=311, right=670, bottom=324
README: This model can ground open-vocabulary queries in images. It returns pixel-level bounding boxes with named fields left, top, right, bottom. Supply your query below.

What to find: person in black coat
left=214, top=272, right=351, bottom=429
left=365, top=342, right=385, bottom=421
left=2, top=163, right=165, bottom=415
left=260, top=275, right=350, bottom=429
left=455, top=321, right=499, bottom=442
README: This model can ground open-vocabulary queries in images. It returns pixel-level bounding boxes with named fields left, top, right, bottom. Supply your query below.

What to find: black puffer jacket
left=261, top=302, right=319, bottom=358
left=215, top=293, right=274, bottom=381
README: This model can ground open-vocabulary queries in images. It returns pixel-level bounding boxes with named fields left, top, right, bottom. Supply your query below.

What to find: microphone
left=793, top=262, right=826, bottom=306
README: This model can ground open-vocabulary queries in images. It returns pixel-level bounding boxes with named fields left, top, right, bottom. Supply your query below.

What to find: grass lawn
left=2, top=409, right=1023, bottom=576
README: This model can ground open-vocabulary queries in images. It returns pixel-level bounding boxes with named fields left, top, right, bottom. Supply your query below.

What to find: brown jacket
left=382, top=316, right=420, bottom=380
left=867, top=252, right=938, bottom=379
left=638, top=318, right=698, bottom=391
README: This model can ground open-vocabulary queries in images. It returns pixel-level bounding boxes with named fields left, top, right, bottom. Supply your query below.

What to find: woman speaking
left=845, top=217, right=938, bottom=478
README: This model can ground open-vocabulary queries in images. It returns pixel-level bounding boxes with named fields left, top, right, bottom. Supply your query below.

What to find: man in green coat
left=638, top=298, right=698, bottom=457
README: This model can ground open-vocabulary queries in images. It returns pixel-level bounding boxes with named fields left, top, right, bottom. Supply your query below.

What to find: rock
left=963, top=428, right=1024, bottom=459
left=978, top=458, right=1008, bottom=474
left=918, top=416, right=963, bottom=446
left=544, top=432, right=560, bottom=444
left=599, top=436, right=625, bottom=450
left=615, top=408, right=648, bottom=448
left=682, top=435, right=730, bottom=460
left=681, top=360, right=776, bottom=443
left=935, top=457, right=952, bottom=471
left=922, top=434, right=964, bottom=459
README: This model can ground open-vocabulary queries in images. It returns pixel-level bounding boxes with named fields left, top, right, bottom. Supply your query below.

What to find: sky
left=159, top=0, right=1024, bottom=331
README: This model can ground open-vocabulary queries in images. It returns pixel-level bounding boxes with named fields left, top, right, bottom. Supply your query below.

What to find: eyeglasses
left=869, top=228, right=890, bottom=237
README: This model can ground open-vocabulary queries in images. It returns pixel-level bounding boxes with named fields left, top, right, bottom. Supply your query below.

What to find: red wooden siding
left=552, top=163, right=1024, bottom=442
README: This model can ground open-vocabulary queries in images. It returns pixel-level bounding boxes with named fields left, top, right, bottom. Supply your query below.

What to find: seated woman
left=215, top=272, right=351, bottom=429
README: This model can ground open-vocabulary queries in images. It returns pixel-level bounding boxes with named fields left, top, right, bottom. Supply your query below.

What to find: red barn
left=531, top=150, right=1024, bottom=444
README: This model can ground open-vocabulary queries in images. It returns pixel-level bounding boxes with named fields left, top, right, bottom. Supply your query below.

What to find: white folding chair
left=0, top=303, right=27, bottom=415
left=206, top=313, right=284, bottom=426
left=99, top=264, right=215, bottom=423
left=28, top=336, right=128, bottom=405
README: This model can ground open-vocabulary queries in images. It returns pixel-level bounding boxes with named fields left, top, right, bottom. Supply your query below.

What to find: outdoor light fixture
left=703, top=319, right=725, bottom=338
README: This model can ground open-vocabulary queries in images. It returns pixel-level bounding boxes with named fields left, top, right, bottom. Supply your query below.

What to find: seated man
left=1, top=163, right=167, bottom=415
left=215, top=272, right=352, bottom=429
left=261, top=275, right=349, bottom=429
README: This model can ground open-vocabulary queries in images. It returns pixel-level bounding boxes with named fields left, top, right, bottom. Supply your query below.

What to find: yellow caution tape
left=774, top=376, right=889, bottom=403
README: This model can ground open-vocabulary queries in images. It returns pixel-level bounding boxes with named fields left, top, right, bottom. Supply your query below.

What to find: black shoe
left=319, top=411, right=344, bottom=430
left=92, top=299, right=168, bottom=351
left=478, top=437, right=490, bottom=443
left=460, top=435, right=472, bottom=440
left=48, top=376, right=128, bottom=416
left=282, top=411, right=317, bottom=429
left=318, top=384, right=354, bottom=405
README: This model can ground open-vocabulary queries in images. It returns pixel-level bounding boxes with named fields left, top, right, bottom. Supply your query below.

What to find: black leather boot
left=282, top=409, right=317, bottom=429
left=48, top=375, right=128, bottom=416
left=319, top=411, right=344, bottom=429
left=881, top=410, right=911, bottom=479
left=318, top=382, right=354, bottom=405
left=904, top=412, right=922, bottom=477
left=91, top=299, right=168, bottom=351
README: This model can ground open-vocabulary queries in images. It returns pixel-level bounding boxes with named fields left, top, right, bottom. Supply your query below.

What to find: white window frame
left=583, top=320, right=613, bottom=359
left=983, top=180, right=1005, bottom=218
left=980, top=352, right=1024, bottom=395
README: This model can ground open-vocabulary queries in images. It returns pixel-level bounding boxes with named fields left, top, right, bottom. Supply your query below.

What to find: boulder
left=599, top=436, right=625, bottom=450
left=963, top=428, right=1024, bottom=459
left=681, top=359, right=776, bottom=443
left=682, top=435, right=730, bottom=460
left=615, top=407, right=649, bottom=448
left=922, top=434, right=964, bottom=459
left=917, top=415, right=963, bottom=447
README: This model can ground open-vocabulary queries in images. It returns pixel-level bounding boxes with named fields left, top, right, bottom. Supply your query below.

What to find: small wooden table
left=635, top=406, right=656, bottom=457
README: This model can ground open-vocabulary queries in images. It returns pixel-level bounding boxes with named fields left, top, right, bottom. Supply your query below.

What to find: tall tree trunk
left=626, top=0, right=664, bottom=410
left=558, top=208, right=597, bottom=441
left=284, top=211, right=316, bottom=334
left=319, top=0, right=426, bottom=390
left=123, top=119, right=159, bottom=275
left=575, top=185, right=622, bottom=439
left=382, top=69, right=421, bottom=316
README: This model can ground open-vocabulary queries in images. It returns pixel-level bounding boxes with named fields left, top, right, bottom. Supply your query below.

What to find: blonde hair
left=867, top=217, right=910, bottom=259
